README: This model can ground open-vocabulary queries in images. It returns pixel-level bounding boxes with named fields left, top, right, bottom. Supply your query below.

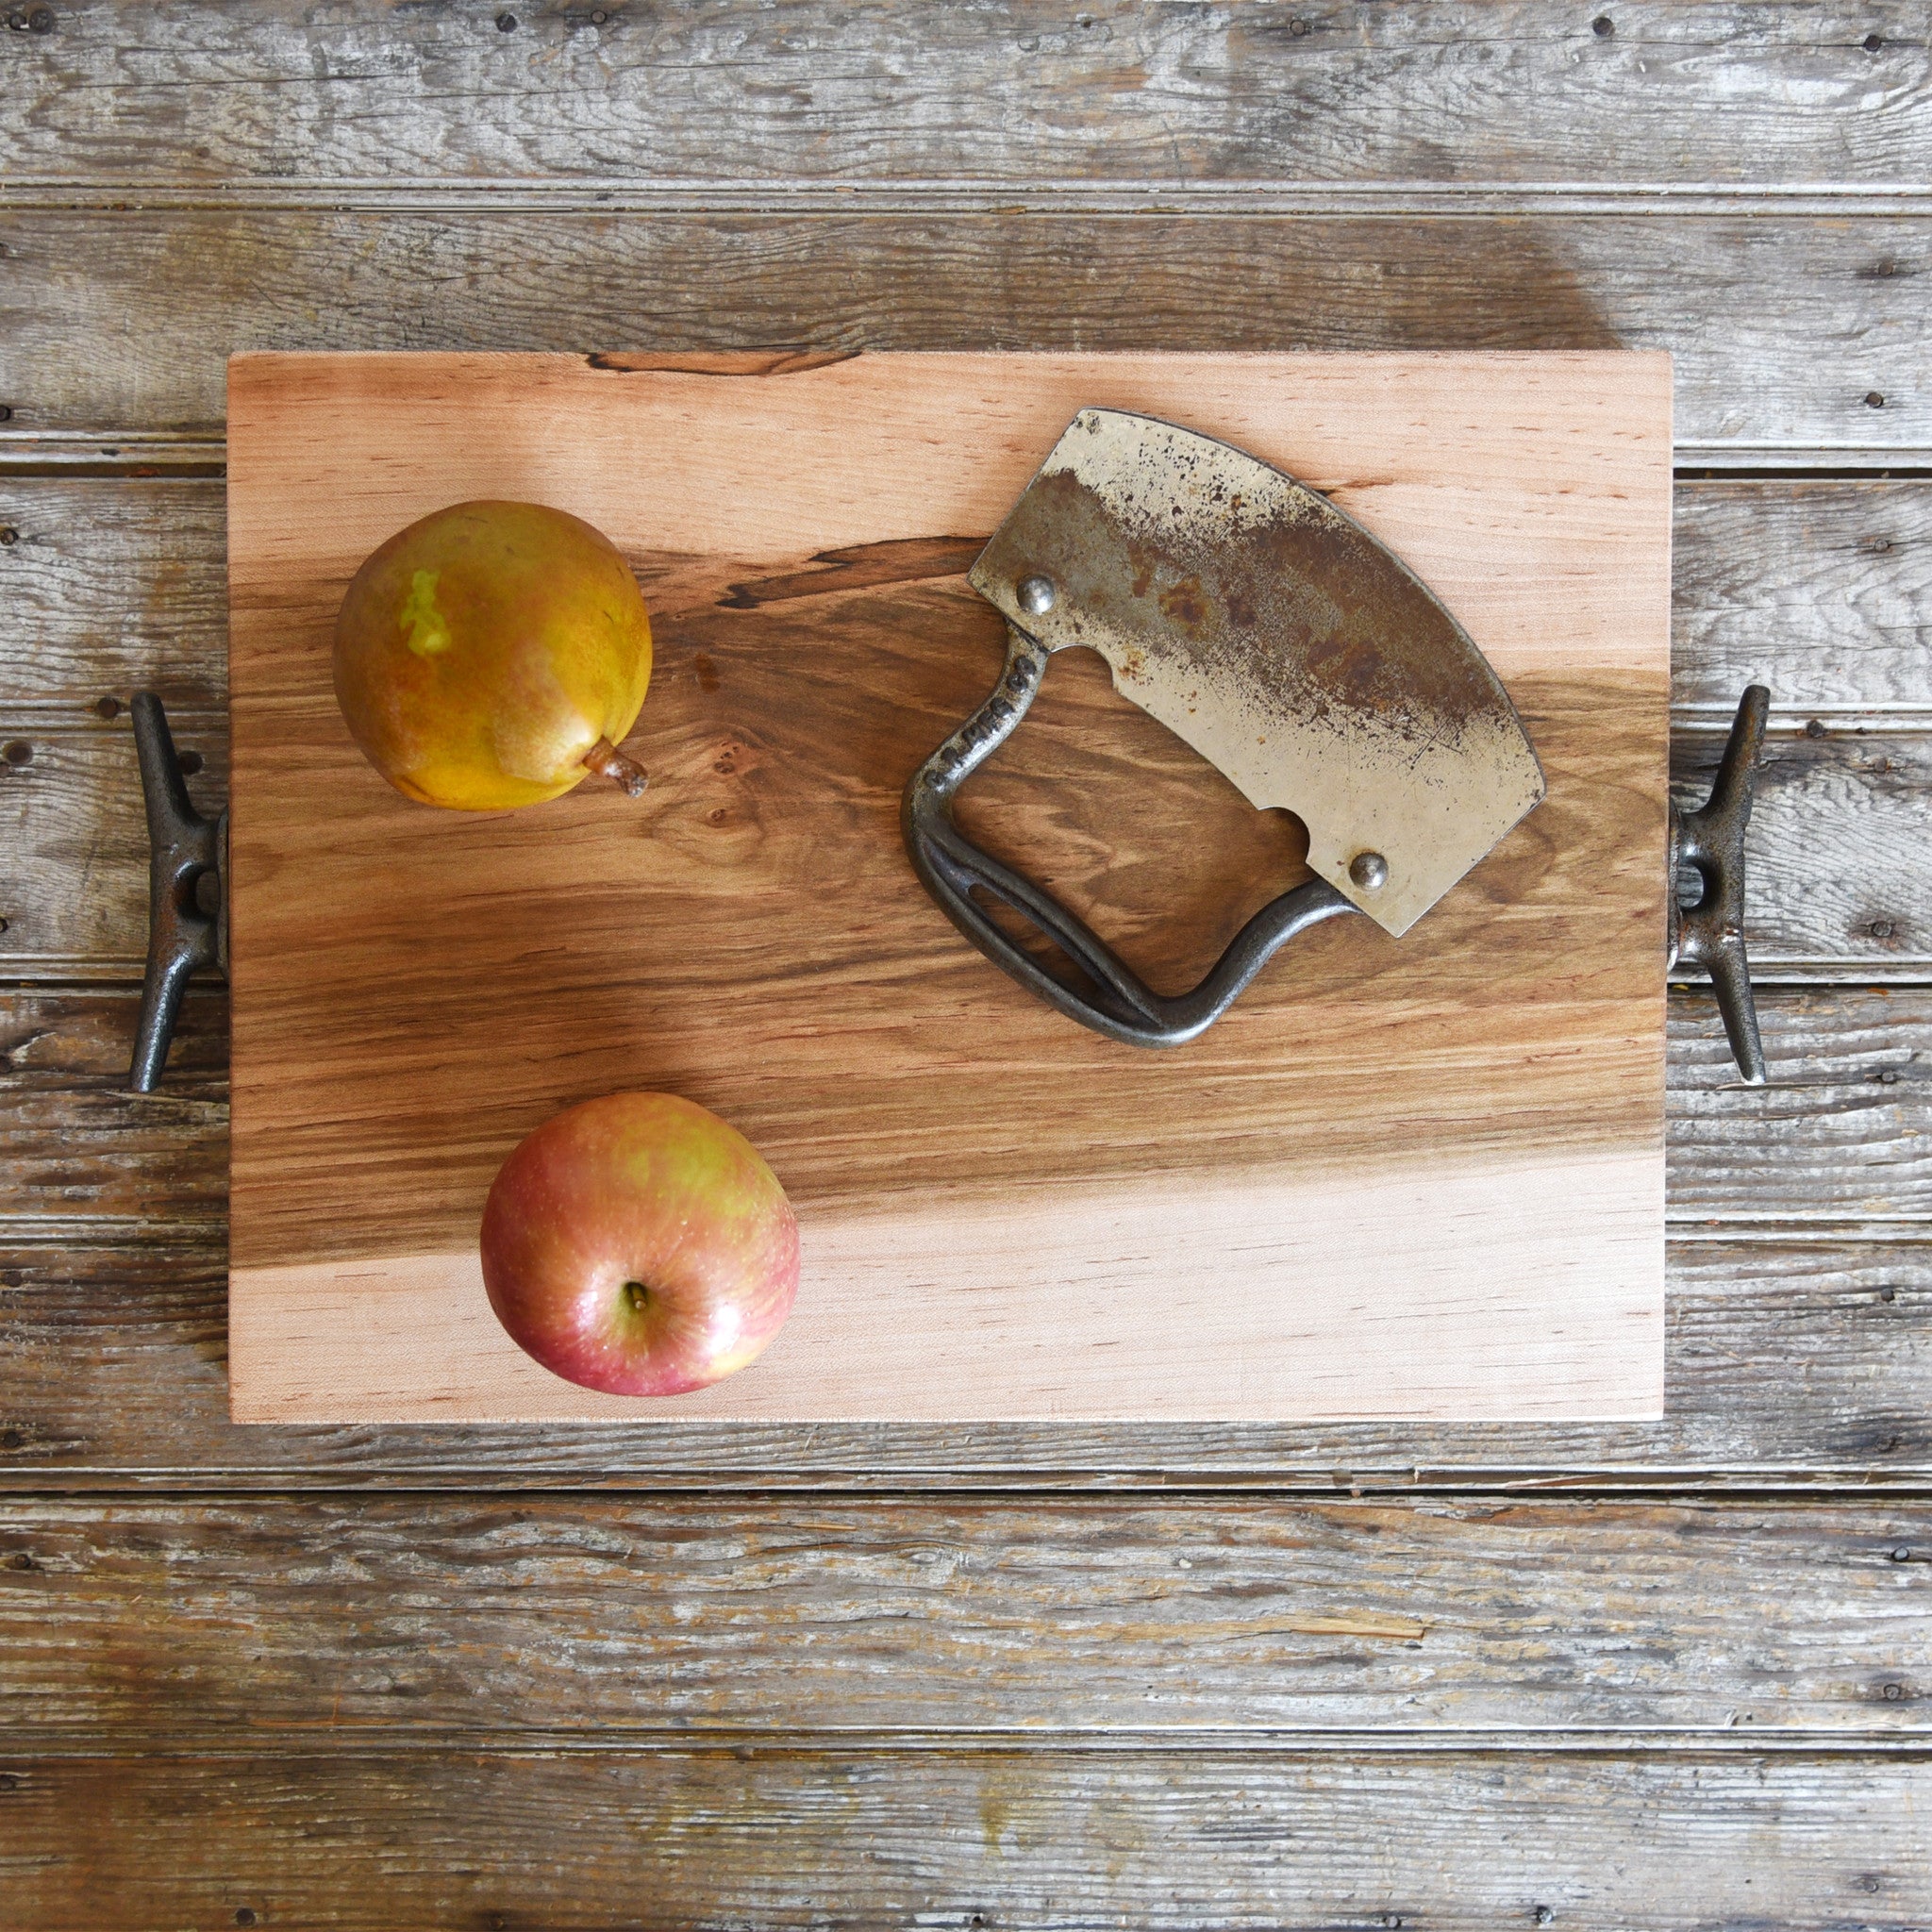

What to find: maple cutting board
left=225, top=350, right=1671, bottom=1424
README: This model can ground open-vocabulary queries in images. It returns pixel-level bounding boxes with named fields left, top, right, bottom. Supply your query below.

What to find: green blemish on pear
left=399, top=570, right=453, bottom=658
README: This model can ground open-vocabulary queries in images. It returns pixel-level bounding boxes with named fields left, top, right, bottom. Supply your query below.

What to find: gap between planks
left=5, top=1472, right=1932, bottom=1502
left=4, top=183, right=1932, bottom=219
left=16, top=709, right=1930, bottom=734
left=8, top=1219, right=1930, bottom=1248
left=7, top=1727, right=1932, bottom=1760
left=10, top=438, right=1932, bottom=478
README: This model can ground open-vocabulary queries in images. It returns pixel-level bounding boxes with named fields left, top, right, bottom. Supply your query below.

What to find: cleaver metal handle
left=904, top=623, right=1360, bottom=1048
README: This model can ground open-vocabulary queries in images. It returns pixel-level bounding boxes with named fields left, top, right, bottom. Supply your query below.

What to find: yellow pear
left=333, top=500, right=653, bottom=810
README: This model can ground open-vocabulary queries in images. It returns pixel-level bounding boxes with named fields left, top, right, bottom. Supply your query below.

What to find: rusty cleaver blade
left=969, top=408, right=1547, bottom=937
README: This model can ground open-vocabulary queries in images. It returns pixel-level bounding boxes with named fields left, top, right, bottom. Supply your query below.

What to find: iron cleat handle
left=1669, top=685, right=1770, bottom=1087
left=130, top=691, right=226, bottom=1093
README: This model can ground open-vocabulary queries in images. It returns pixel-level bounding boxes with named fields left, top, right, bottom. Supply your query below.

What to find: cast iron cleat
left=1669, top=684, right=1770, bottom=1086
left=130, top=691, right=226, bottom=1093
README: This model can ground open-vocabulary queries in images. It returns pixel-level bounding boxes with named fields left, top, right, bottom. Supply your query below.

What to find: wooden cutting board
left=225, top=350, right=1672, bottom=1424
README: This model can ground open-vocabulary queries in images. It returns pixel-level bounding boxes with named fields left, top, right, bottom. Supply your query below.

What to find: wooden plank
left=4, top=1230, right=1929, bottom=1485
left=0, top=990, right=227, bottom=1233
left=4, top=0, right=1924, bottom=190
left=10, top=1237, right=1932, bottom=1482
left=0, top=477, right=226, bottom=723
left=1672, top=479, right=1932, bottom=721
left=5, top=716, right=1917, bottom=982
left=8, top=476, right=1932, bottom=724
left=5, top=969, right=1929, bottom=1483
left=1674, top=726, right=1929, bottom=978
left=3, top=1494, right=1930, bottom=1736
left=0, top=212, right=1924, bottom=453
left=8, top=1749, right=1928, bottom=1931
left=3, top=979, right=1922, bottom=1479
left=0, top=716, right=229, bottom=975
left=1668, top=988, right=1931, bottom=1222
left=2, top=477, right=1923, bottom=985
left=222, top=350, right=1673, bottom=1425
left=5, top=983, right=1924, bottom=1241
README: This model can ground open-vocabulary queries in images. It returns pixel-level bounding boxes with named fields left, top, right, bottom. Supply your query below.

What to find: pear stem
left=582, top=738, right=648, bottom=798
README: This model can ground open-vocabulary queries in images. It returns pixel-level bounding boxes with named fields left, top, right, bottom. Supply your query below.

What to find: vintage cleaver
left=904, top=408, right=1549, bottom=1047
left=906, top=407, right=1770, bottom=1069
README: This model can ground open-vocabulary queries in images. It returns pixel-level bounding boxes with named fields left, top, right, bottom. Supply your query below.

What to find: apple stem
left=582, top=738, right=648, bottom=799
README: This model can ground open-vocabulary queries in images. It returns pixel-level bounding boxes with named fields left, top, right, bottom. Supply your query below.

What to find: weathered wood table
left=2, top=5, right=1927, bottom=1923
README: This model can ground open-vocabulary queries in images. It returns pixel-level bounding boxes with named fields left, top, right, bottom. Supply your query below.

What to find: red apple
left=480, top=1092, right=799, bottom=1397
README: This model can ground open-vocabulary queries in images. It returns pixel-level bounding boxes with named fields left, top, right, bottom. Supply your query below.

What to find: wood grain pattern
left=4, top=0, right=1924, bottom=189
left=12, top=724, right=1919, bottom=982
left=8, top=1749, right=1928, bottom=1931
left=1672, top=479, right=1932, bottom=720
left=2, top=986, right=1925, bottom=1480
left=237, top=1156, right=1667, bottom=1424
left=1667, top=989, right=1932, bottom=1224
left=10, top=474, right=1925, bottom=724
left=8, top=987, right=1922, bottom=1243
left=1, top=212, right=1924, bottom=455
left=225, top=349, right=1670, bottom=1423
left=7, top=1229, right=1931, bottom=1485
left=6, top=478, right=1924, bottom=990
left=4, top=1495, right=1928, bottom=1736
left=0, top=477, right=228, bottom=723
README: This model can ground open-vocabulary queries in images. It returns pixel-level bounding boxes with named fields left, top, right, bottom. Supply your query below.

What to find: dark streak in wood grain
left=588, top=348, right=860, bottom=376
left=720, top=536, right=987, bottom=609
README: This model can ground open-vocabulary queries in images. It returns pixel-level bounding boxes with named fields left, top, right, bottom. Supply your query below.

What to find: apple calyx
left=582, top=737, right=649, bottom=798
